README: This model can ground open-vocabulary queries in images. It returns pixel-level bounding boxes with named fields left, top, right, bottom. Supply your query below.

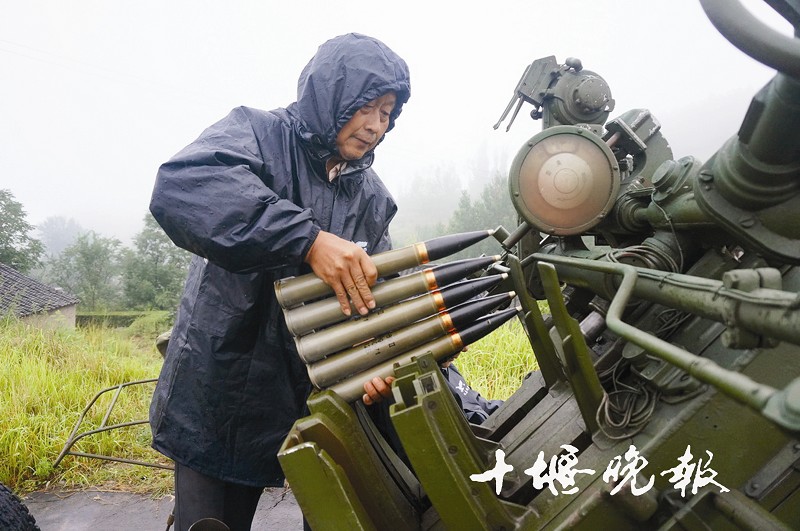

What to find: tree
left=50, top=231, right=122, bottom=311
left=37, top=216, right=85, bottom=257
left=391, top=165, right=463, bottom=247
left=29, top=216, right=85, bottom=286
left=122, top=214, right=192, bottom=310
left=446, top=172, right=519, bottom=260
left=0, top=189, right=44, bottom=273
left=447, top=191, right=476, bottom=236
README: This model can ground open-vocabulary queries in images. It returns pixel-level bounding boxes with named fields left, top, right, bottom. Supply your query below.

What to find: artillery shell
left=307, top=291, right=515, bottom=388
left=327, top=306, right=520, bottom=402
left=284, top=255, right=501, bottom=336
left=274, top=230, right=494, bottom=309
left=295, top=274, right=507, bottom=363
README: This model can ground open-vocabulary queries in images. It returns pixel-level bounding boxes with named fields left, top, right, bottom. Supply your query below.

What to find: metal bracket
left=538, top=262, right=604, bottom=434
left=389, top=354, right=530, bottom=529
left=53, top=379, right=172, bottom=470
left=506, top=253, right=564, bottom=387
left=278, top=391, right=420, bottom=530
left=721, top=268, right=782, bottom=348
left=744, top=438, right=800, bottom=499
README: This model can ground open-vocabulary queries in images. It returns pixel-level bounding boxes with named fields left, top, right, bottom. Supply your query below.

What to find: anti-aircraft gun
left=277, top=0, right=800, bottom=528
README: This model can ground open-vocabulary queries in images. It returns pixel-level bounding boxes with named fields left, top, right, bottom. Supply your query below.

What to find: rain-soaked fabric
left=149, top=33, right=410, bottom=487
left=442, top=364, right=504, bottom=425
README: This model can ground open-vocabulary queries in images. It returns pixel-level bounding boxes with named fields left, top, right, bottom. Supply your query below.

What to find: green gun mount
left=279, top=0, right=800, bottom=528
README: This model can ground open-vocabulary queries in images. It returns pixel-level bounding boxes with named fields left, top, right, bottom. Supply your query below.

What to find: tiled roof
left=0, top=262, right=80, bottom=317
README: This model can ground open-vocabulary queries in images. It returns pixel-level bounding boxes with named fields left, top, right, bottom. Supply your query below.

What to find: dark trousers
left=173, top=462, right=264, bottom=531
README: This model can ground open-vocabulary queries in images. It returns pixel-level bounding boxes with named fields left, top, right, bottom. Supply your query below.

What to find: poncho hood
left=288, top=33, right=411, bottom=163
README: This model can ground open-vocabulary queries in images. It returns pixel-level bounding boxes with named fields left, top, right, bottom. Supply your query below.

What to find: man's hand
left=362, top=376, right=396, bottom=405
left=304, top=230, right=378, bottom=316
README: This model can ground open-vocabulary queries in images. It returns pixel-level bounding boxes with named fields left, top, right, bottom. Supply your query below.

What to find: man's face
left=335, top=92, right=397, bottom=161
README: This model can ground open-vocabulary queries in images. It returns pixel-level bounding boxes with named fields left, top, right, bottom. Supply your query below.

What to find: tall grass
left=1, top=309, right=539, bottom=497
left=456, top=318, right=540, bottom=401
left=0, top=316, right=172, bottom=495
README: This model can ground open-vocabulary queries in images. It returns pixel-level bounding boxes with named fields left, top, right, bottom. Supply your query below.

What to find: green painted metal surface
left=278, top=1, right=800, bottom=528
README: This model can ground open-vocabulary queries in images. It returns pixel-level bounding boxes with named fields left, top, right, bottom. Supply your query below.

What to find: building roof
left=0, top=262, right=80, bottom=317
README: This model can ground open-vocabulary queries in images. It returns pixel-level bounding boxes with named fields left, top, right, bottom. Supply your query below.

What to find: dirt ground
left=23, top=487, right=303, bottom=531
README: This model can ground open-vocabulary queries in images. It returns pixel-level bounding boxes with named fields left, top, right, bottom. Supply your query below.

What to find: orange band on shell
left=439, top=311, right=454, bottom=332
left=415, top=242, right=429, bottom=264
left=450, top=331, right=463, bottom=350
left=431, top=290, right=446, bottom=312
left=423, top=269, right=438, bottom=290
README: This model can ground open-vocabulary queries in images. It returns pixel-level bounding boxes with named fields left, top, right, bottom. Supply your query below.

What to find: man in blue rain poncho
left=149, top=33, right=410, bottom=531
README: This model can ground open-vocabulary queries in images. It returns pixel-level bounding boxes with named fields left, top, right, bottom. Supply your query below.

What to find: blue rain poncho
left=149, top=33, right=411, bottom=486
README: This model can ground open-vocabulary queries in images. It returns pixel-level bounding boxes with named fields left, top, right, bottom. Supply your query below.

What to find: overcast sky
left=1, top=0, right=789, bottom=244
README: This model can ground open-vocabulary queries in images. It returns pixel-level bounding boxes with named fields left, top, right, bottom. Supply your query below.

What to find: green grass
left=456, top=318, right=539, bottom=401
left=0, top=316, right=172, bottom=495
left=1, top=309, right=540, bottom=498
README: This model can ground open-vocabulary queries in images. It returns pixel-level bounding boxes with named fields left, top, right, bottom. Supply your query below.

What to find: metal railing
left=53, top=378, right=173, bottom=470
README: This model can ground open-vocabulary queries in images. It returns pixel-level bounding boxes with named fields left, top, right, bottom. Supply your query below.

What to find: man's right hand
left=362, top=376, right=396, bottom=405
left=304, top=230, right=378, bottom=316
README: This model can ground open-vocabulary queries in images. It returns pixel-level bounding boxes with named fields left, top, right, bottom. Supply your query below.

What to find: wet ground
left=23, top=487, right=303, bottom=530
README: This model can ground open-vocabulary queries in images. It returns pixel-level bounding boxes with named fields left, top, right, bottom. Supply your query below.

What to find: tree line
left=1, top=175, right=519, bottom=312
left=1, top=189, right=191, bottom=312
left=39, top=216, right=192, bottom=312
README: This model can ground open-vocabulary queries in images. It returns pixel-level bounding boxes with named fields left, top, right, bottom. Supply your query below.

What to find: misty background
left=1, top=1, right=790, bottom=299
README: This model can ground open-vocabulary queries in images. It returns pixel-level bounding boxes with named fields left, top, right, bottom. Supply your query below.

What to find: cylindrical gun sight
left=328, top=306, right=520, bottom=403
left=274, top=230, right=494, bottom=309
left=284, top=255, right=500, bottom=336
left=295, top=274, right=507, bottom=363
left=307, top=291, right=515, bottom=388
